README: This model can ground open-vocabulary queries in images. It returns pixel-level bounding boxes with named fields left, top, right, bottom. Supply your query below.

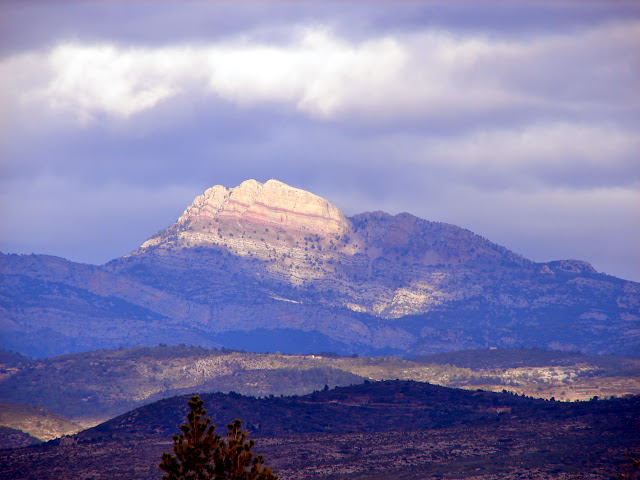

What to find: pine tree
left=159, top=395, right=278, bottom=480
left=160, top=395, right=220, bottom=480
left=213, top=419, right=278, bottom=480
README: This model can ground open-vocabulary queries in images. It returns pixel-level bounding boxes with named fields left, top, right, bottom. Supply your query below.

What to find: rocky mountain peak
left=177, top=179, right=349, bottom=236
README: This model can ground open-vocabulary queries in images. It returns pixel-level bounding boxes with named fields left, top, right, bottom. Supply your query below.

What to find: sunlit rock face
left=138, top=179, right=360, bottom=288
left=134, top=179, right=532, bottom=318
left=176, top=179, right=349, bottom=236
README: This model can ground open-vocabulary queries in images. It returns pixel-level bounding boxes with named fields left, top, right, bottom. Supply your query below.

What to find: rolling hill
left=2, top=380, right=638, bottom=479
left=1, top=345, right=638, bottom=430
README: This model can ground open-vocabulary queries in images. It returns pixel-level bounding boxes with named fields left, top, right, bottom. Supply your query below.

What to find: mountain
left=2, top=381, right=639, bottom=479
left=1, top=179, right=638, bottom=357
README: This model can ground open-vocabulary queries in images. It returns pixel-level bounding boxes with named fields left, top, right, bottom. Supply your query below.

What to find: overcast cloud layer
left=1, top=1, right=639, bottom=282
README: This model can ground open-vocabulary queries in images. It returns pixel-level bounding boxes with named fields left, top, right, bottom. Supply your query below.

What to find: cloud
left=2, top=20, right=638, bottom=123
left=1, top=7, right=638, bottom=283
left=45, top=44, right=179, bottom=120
left=414, top=122, right=640, bottom=190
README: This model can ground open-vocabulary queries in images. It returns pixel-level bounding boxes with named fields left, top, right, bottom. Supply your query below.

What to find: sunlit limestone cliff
left=131, top=179, right=534, bottom=319
left=1, top=179, right=638, bottom=357
left=138, top=179, right=356, bottom=286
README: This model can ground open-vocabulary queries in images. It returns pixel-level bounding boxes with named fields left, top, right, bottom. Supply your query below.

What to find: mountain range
left=2, top=179, right=638, bottom=357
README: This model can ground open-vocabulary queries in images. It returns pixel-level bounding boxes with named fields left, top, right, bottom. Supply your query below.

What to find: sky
left=0, top=1, right=639, bottom=282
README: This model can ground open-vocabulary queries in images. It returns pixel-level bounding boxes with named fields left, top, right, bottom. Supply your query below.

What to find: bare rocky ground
left=2, top=421, right=626, bottom=480
left=260, top=422, right=627, bottom=480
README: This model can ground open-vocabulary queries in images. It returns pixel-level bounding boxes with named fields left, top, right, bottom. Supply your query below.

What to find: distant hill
left=0, top=426, right=41, bottom=449
left=0, top=346, right=365, bottom=423
left=2, top=179, right=638, bottom=358
left=1, top=345, right=638, bottom=428
left=2, top=381, right=638, bottom=479
left=0, top=401, right=80, bottom=441
left=416, top=347, right=640, bottom=370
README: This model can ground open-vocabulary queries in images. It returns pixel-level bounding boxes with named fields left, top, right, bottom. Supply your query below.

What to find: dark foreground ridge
left=2, top=380, right=639, bottom=479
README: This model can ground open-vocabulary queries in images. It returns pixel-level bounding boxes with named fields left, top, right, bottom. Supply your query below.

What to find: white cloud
left=1, top=21, right=638, bottom=123
left=204, top=29, right=408, bottom=117
left=45, top=45, right=176, bottom=120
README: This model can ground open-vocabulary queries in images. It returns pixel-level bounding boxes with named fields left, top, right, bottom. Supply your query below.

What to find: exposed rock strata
left=135, top=180, right=536, bottom=319
left=162, top=179, right=348, bottom=238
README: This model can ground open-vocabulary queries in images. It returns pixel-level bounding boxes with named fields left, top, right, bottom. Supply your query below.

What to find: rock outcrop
left=176, top=179, right=349, bottom=236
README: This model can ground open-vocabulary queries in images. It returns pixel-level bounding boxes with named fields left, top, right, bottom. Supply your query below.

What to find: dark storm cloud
left=0, top=1, right=638, bottom=281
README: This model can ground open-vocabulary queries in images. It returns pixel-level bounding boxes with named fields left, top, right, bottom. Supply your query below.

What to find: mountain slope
left=2, top=345, right=638, bottom=429
left=2, top=382, right=639, bottom=479
left=1, top=179, right=638, bottom=357
left=0, top=401, right=80, bottom=441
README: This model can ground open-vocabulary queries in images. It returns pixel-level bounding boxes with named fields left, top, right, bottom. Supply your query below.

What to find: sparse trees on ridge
left=159, top=395, right=277, bottom=480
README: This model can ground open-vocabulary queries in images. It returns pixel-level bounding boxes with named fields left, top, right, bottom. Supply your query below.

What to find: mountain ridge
left=1, top=179, right=638, bottom=357
left=2, top=344, right=638, bottom=429
left=3, top=380, right=639, bottom=479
